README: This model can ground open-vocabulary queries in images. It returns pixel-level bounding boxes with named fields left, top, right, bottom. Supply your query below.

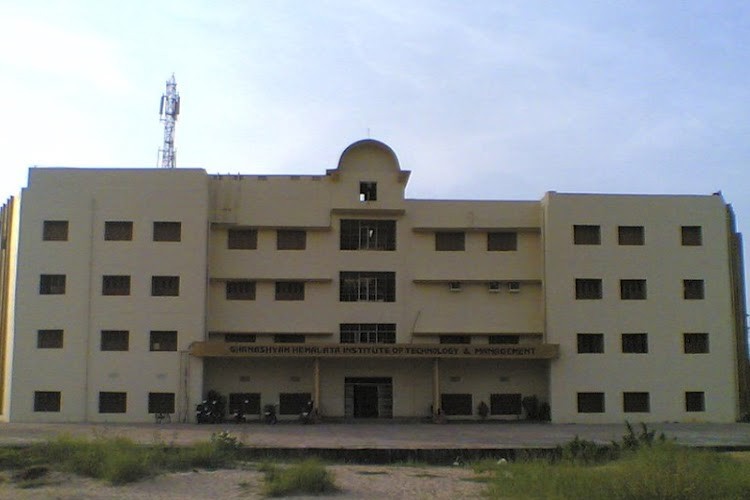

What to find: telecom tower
left=158, top=74, right=180, bottom=168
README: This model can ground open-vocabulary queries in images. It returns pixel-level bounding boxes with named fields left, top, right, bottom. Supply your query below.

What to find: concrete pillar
left=432, top=358, right=440, bottom=415
left=313, top=357, right=320, bottom=412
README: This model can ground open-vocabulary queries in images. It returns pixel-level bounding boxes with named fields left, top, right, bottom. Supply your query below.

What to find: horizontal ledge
left=412, top=279, right=541, bottom=284
left=411, top=331, right=543, bottom=336
left=330, top=208, right=406, bottom=216
left=209, top=331, right=332, bottom=336
left=411, top=227, right=540, bottom=233
left=209, top=277, right=332, bottom=283
left=210, top=222, right=331, bottom=231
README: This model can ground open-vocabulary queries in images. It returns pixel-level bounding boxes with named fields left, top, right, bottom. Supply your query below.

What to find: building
left=0, top=139, right=747, bottom=423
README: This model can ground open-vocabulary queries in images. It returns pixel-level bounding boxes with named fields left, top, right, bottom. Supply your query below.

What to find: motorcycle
left=299, top=400, right=316, bottom=424
left=232, top=399, right=251, bottom=423
left=263, top=404, right=278, bottom=424
left=195, top=399, right=224, bottom=424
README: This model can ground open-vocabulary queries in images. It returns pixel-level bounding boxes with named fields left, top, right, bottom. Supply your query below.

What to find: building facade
left=0, top=139, right=747, bottom=423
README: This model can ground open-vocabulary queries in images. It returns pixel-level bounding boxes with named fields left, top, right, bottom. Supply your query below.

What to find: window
left=34, top=391, right=61, bottom=412
left=684, top=333, right=709, bottom=354
left=102, top=275, right=131, bottom=296
left=43, top=220, right=68, bottom=241
left=449, top=281, right=462, bottom=292
left=577, top=392, right=605, bottom=413
left=359, top=182, right=377, bottom=202
left=490, top=393, right=522, bottom=415
left=226, top=281, right=256, bottom=300
left=620, top=279, right=647, bottom=300
left=153, top=221, right=181, bottom=242
left=104, top=221, right=133, bottom=241
left=229, top=393, right=261, bottom=415
left=685, top=391, right=705, bottom=412
left=39, top=274, right=66, bottom=295
left=150, top=331, right=177, bottom=351
left=225, top=333, right=256, bottom=343
left=487, top=232, right=517, bottom=251
left=37, top=330, right=63, bottom=349
left=99, top=392, right=127, bottom=413
left=340, top=324, right=396, bottom=344
left=622, top=333, right=648, bottom=353
left=148, top=392, right=175, bottom=414
left=573, top=225, right=600, bottom=245
left=101, top=330, right=129, bottom=351
left=435, top=232, right=465, bottom=251
left=681, top=226, right=702, bottom=246
left=489, top=335, right=520, bottom=344
left=277, top=229, right=306, bottom=250
left=274, top=334, right=305, bottom=343
left=151, top=276, right=179, bottom=296
left=577, top=334, right=604, bottom=353
left=340, top=272, right=396, bottom=302
left=440, top=335, right=471, bottom=344
left=228, top=229, right=257, bottom=249
left=618, top=226, right=644, bottom=245
left=683, top=280, right=705, bottom=300
left=441, top=394, right=473, bottom=416
left=340, top=220, right=396, bottom=250
left=623, top=392, right=650, bottom=413
left=275, top=281, right=305, bottom=301
left=280, top=392, right=312, bottom=415
left=488, top=281, right=501, bottom=292
left=575, top=279, right=602, bottom=299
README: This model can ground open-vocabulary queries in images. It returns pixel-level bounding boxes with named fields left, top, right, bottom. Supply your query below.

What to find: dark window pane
left=37, top=329, right=63, bottom=349
left=34, top=391, right=61, bottom=412
left=226, top=281, right=256, bottom=300
left=339, top=272, right=395, bottom=302
left=359, top=182, right=377, bottom=202
left=489, top=335, right=520, bottom=344
left=279, top=392, right=311, bottom=415
left=153, top=221, right=181, bottom=242
left=683, top=280, right=705, bottom=300
left=620, top=279, right=647, bottom=300
left=577, top=392, right=605, bottom=413
left=275, top=281, right=305, bottom=300
left=573, top=225, right=600, bottom=245
left=40, top=274, right=66, bottom=295
left=684, top=333, right=709, bottom=354
left=150, top=331, right=177, bottom=351
left=277, top=230, right=306, bottom=250
left=685, top=392, right=705, bottom=412
left=228, top=229, right=257, bottom=249
left=101, top=330, right=129, bottom=351
left=623, top=392, right=650, bottom=412
left=577, top=333, right=604, bottom=353
left=225, top=333, right=256, bottom=343
left=228, top=393, right=260, bottom=415
left=274, top=334, right=305, bottom=343
left=105, top=221, right=133, bottom=241
left=151, top=276, right=179, bottom=296
left=43, top=220, right=68, bottom=241
left=441, top=394, right=473, bottom=416
left=435, top=232, right=465, bottom=251
left=622, top=333, right=648, bottom=353
left=681, top=226, right=702, bottom=246
left=575, top=279, right=602, bottom=299
left=440, top=335, right=471, bottom=344
left=340, top=220, right=396, bottom=250
left=487, top=232, right=517, bottom=251
left=102, top=275, right=131, bottom=296
left=618, top=226, right=644, bottom=245
left=148, top=392, right=175, bottom=414
left=99, top=392, right=127, bottom=413
left=340, top=324, right=395, bottom=344
left=490, top=393, right=522, bottom=415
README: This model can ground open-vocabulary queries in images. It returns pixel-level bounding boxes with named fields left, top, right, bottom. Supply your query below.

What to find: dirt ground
left=0, top=463, right=486, bottom=499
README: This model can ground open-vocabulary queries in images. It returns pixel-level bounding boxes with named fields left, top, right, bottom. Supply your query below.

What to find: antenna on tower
left=158, top=74, right=180, bottom=168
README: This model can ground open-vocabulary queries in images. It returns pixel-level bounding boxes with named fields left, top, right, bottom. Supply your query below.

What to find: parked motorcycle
left=263, top=404, right=278, bottom=424
left=195, top=399, right=224, bottom=424
left=232, top=399, right=252, bottom=423
left=299, top=400, right=316, bottom=424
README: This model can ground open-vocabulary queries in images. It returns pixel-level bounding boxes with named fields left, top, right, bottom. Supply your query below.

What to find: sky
left=1, top=1, right=749, bottom=288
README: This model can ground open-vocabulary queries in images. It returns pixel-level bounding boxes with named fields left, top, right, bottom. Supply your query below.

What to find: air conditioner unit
left=507, top=281, right=521, bottom=293
left=488, top=281, right=501, bottom=293
left=449, top=281, right=462, bottom=292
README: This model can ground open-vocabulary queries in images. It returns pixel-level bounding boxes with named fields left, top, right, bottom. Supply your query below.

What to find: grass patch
left=261, top=458, right=338, bottom=497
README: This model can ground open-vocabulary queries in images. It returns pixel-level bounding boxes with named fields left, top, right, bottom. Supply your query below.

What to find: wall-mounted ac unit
left=508, top=281, right=521, bottom=293
left=449, top=281, right=462, bottom=292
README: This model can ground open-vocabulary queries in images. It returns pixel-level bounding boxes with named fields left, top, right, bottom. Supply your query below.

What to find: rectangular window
left=102, top=275, right=131, bottom=296
left=681, top=226, right=702, bottom=246
left=685, top=391, right=705, bottom=412
left=577, top=333, right=604, bottom=353
left=227, top=229, right=257, bottom=249
left=226, top=281, right=256, bottom=300
left=274, top=334, right=306, bottom=343
left=275, top=281, right=305, bottom=301
left=37, top=329, right=63, bottom=349
left=340, top=324, right=396, bottom=344
left=683, top=279, right=705, bottom=300
left=104, top=221, right=133, bottom=241
left=279, top=392, right=311, bottom=415
left=620, top=279, right=647, bottom=300
left=339, top=271, right=396, bottom=302
left=43, top=220, right=68, bottom=241
left=622, top=333, right=648, bottom=353
left=618, top=226, right=644, bottom=245
left=573, top=225, right=600, bottom=245
left=577, top=392, right=605, bottom=413
left=435, top=232, right=465, bottom=251
left=228, top=393, right=261, bottom=415
left=489, top=335, right=520, bottom=344
left=623, top=392, right=650, bottom=413
left=441, top=394, right=473, bottom=416
left=575, top=279, right=602, bottom=299
left=153, top=221, right=181, bottom=242
left=148, top=392, right=175, bottom=414
left=340, top=220, right=396, bottom=250
left=225, top=333, right=256, bottom=343
left=99, top=392, right=127, bottom=413
left=34, top=391, right=61, bottom=412
left=101, top=330, right=129, bottom=351
left=440, top=335, right=471, bottom=344
left=39, top=274, right=66, bottom=295
left=150, top=330, right=177, bottom=351
left=487, top=232, right=517, bottom=251
left=490, top=393, right=522, bottom=415
left=277, top=230, right=306, bottom=250
left=151, top=276, right=179, bottom=296
left=359, top=182, right=377, bottom=202
left=684, top=333, right=709, bottom=354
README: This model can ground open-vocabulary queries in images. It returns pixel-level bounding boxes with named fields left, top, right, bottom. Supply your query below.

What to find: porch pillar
left=432, top=357, right=440, bottom=415
left=313, top=357, right=320, bottom=411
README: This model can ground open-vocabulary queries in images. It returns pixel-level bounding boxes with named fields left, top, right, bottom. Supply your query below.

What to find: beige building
left=0, top=139, right=747, bottom=423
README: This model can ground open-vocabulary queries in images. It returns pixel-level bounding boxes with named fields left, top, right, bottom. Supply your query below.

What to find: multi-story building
left=0, top=139, right=747, bottom=423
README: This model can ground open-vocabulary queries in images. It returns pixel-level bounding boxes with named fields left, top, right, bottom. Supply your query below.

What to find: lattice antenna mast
left=158, top=74, right=180, bottom=168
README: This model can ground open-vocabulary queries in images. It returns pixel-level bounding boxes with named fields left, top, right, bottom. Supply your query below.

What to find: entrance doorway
left=344, top=377, right=393, bottom=418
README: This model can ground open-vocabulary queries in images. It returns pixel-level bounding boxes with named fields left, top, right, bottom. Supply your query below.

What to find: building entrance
left=344, top=377, right=393, bottom=418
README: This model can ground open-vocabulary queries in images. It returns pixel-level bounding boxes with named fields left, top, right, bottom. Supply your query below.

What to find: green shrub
left=262, top=459, right=338, bottom=497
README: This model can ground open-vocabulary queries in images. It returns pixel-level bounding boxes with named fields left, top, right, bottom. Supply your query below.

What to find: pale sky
left=1, top=1, right=749, bottom=287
